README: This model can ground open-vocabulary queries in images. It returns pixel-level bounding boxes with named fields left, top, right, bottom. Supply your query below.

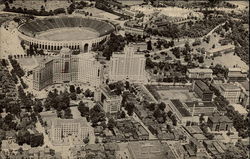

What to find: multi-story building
left=220, top=83, right=241, bottom=103
left=95, top=85, right=122, bottom=114
left=50, top=118, right=89, bottom=144
left=33, top=48, right=103, bottom=90
left=33, top=59, right=53, bottom=91
left=166, top=99, right=199, bottom=125
left=193, top=80, right=214, bottom=101
left=226, top=67, right=247, bottom=82
left=124, top=26, right=145, bottom=36
left=207, top=115, right=233, bottom=132
left=109, top=46, right=146, bottom=83
left=187, top=68, right=213, bottom=79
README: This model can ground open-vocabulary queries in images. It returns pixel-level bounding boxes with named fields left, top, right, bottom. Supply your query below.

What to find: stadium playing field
left=36, top=28, right=100, bottom=41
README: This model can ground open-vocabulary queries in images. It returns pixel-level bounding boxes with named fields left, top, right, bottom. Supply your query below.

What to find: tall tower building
left=109, top=46, right=146, bottom=83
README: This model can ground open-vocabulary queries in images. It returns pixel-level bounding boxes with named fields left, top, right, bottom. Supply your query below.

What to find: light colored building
left=193, top=80, right=214, bottom=101
left=124, top=26, right=145, bottom=36
left=220, top=83, right=241, bottom=104
left=226, top=67, right=247, bottom=82
left=109, top=46, right=146, bottom=83
left=166, top=99, right=199, bottom=125
left=95, top=85, right=122, bottom=114
left=187, top=68, right=213, bottom=79
left=50, top=118, right=89, bottom=144
left=33, top=48, right=103, bottom=90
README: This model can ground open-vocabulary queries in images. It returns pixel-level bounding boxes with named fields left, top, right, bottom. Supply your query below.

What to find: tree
left=4, top=114, right=14, bottom=125
left=85, top=89, right=93, bottom=97
left=64, top=108, right=72, bottom=119
left=184, top=41, right=191, bottom=53
left=70, top=92, right=77, bottom=100
left=120, top=111, right=126, bottom=118
left=158, top=102, right=166, bottom=111
left=30, top=134, right=44, bottom=147
left=17, top=129, right=31, bottom=145
left=78, top=101, right=89, bottom=117
left=125, top=102, right=135, bottom=116
left=107, top=118, right=116, bottom=130
left=83, top=137, right=89, bottom=144
left=171, top=47, right=181, bottom=59
left=198, top=56, right=204, bottom=63
left=69, top=85, right=75, bottom=93
left=34, top=100, right=43, bottom=113
left=148, top=103, right=155, bottom=111
left=147, top=40, right=152, bottom=50
left=76, top=87, right=81, bottom=94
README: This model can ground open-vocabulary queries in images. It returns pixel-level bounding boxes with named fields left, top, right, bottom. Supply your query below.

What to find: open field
left=8, top=0, right=70, bottom=11
left=37, top=28, right=99, bottom=41
left=204, top=52, right=249, bottom=71
left=145, top=84, right=195, bottom=102
left=82, top=7, right=119, bottom=20
left=158, top=89, right=196, bottom=101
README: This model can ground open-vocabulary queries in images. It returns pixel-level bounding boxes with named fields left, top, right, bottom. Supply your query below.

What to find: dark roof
left=171, top=99, right=191, bottom=117
left=185, top=101, right=216, bottom=108
left=195, top=80, right=213, bottom=93
left=208, top=115, right=232, bottom=123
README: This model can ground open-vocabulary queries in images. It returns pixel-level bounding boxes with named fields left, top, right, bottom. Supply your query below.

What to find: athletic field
left=37, top=28, right=99, bottom=41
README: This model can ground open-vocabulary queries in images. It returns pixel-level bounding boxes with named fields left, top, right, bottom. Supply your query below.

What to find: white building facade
left=109, top=46, right=146, bottom=83
left=33, top=48, right=103, bottom=90
left=50, top=118, right=89, bottom=145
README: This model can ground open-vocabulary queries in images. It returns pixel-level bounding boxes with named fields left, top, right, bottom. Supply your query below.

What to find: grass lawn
left=157, top=89, right=196, bottom=101
left=204, top=52, right=249, bottom=70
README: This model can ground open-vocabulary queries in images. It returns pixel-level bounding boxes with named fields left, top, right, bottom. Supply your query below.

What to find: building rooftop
left=195, top=80, right=213, bottom=93
left=52, top=118, right=88, bottom=128
left=185, top=101, right=216, bottom=108
left=101, top=85, right=120, bottom=98
left=208, top=115, right=232, bottom=123
left=230, top=104, right=248, bottom=115
left=220, top=83, right=241, bottom=91
left=188, top=68, right=213, bottom=73
left=171, top=99, right=191, bottom=117
left=184, top=126, right=203, bottom=135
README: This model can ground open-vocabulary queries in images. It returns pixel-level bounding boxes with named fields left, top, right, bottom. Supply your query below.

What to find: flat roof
left=101, top=85, right=119, bottom=98
left=231, top=104, right=248, bottom=115
left=188, top=68, right=213, bottom=73
left=171, top=99, right=191, bottom=117
left=195, top=80, right=213, bottom=93
left=184, top=126, right=203, bottom=134
left=208, top=115, right=232, bottom=123
left=52, top=118, right=88, bottom=128
left=185, top=101, right=216, bottom=108
left=220, top=83, right=241, bottom=91
left=228, top=67, right=243, bottom=72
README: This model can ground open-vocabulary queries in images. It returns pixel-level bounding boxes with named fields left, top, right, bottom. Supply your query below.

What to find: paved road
left=148, top=22, right=226, bottom=57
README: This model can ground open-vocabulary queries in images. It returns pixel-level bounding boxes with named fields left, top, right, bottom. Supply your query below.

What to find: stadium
left=18, top=16, right=115, bottom=53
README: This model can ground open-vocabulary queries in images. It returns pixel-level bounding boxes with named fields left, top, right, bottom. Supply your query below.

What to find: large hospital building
left=33, top=48, right=103, bottom=90
left=109, top=46, right=146, bottom=83
left=50, top=118, right=89, bottom=145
